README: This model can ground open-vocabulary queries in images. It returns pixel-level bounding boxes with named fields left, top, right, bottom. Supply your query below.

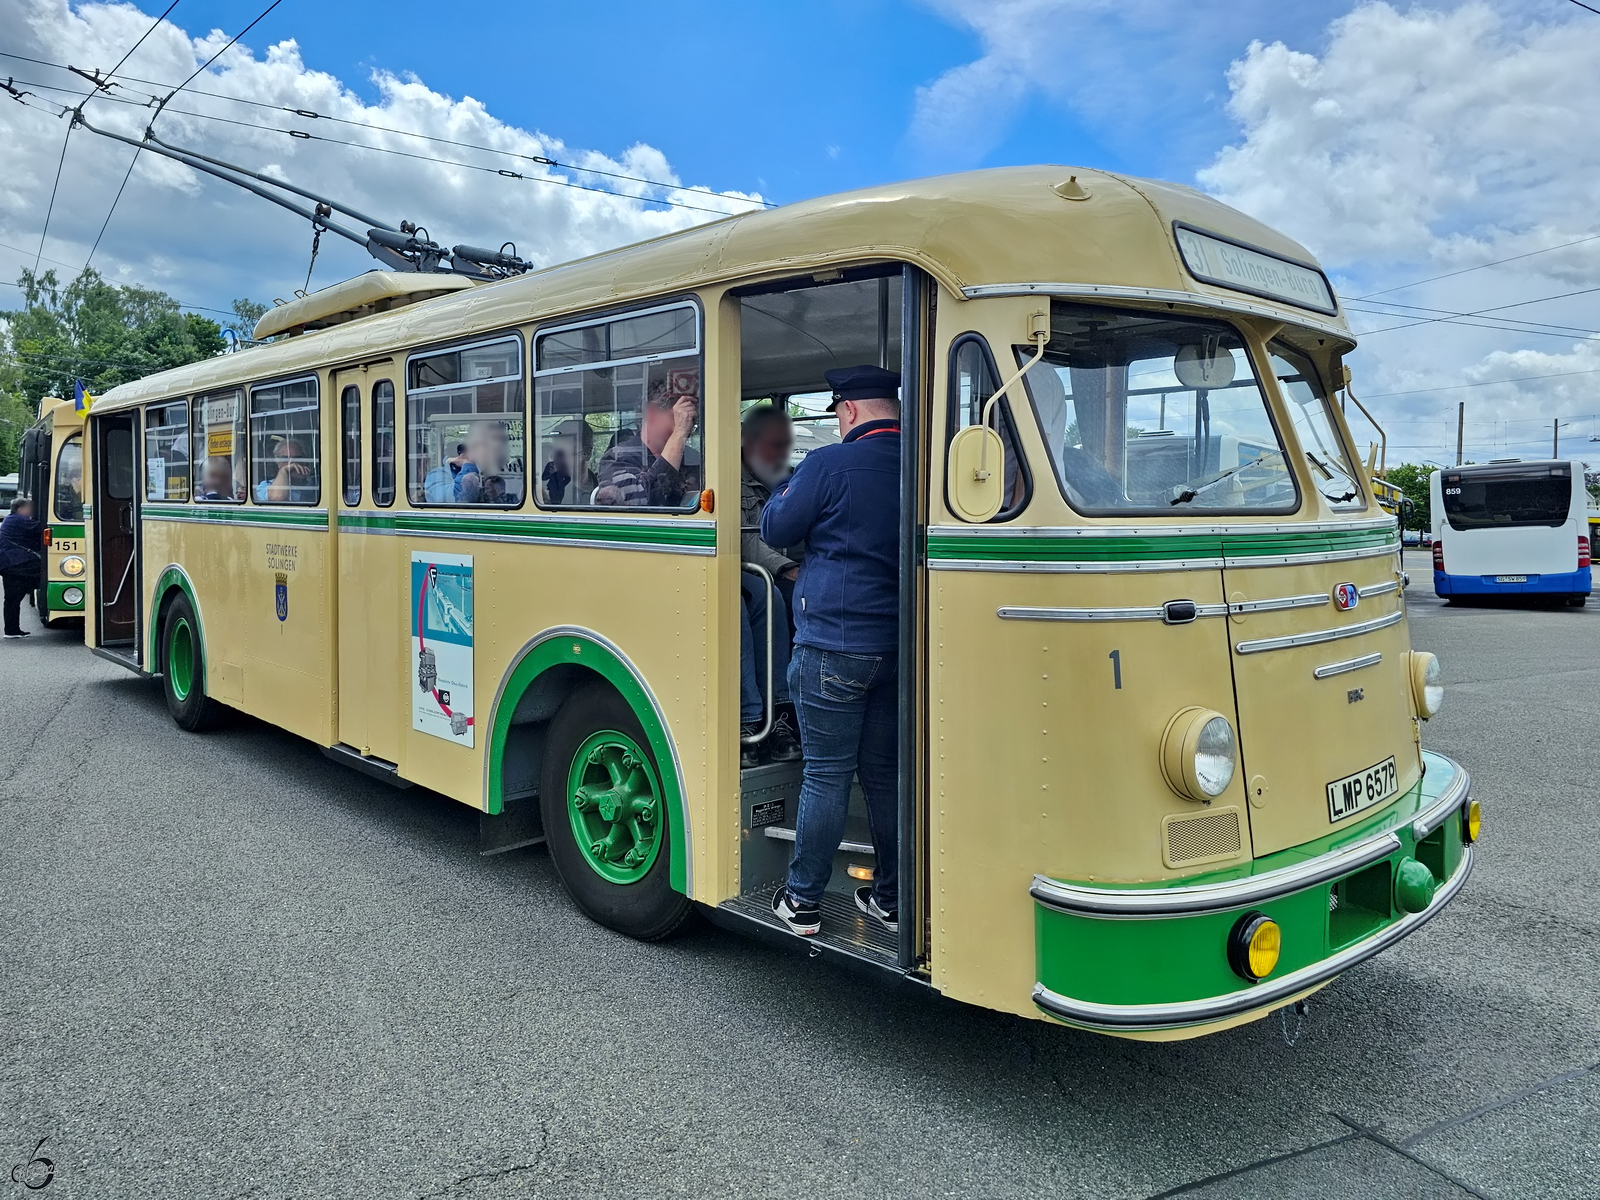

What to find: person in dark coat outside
left=761, top=365, right=902, bottom=937
left=0, top=497, right=44, bottom=639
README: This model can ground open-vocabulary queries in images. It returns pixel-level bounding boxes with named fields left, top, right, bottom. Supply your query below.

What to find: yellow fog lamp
left=60, top=555, right=86, bottom=578
left=1462, top=798, right=1481, bottom=844
left=1159, top=707, right=1237, bottom=801
left=1409, top=651, right=1442, bottom=719
left=1227, top=911, right=1281, bottom=982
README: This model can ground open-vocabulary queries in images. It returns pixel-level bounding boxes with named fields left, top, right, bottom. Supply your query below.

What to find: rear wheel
left=1570, top=594, right=1589, bottom=607
left=161, top=594, right=225, bottom=731
left=539, top=681, right=693, bottom=940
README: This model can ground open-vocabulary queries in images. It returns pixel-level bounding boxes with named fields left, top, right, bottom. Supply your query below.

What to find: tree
left=227, top=298, right=269, bottom=339
left=1384, top=463, right=1432, bottom=530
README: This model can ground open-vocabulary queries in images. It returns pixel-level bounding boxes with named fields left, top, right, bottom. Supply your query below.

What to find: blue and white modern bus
left=1431, top=459, right=1592, bottom=604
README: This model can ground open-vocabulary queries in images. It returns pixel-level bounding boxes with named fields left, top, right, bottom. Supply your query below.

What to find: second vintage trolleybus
left=80, top=167, right=1474, bottom=1038
left=18, top=395, right=90, bottom=627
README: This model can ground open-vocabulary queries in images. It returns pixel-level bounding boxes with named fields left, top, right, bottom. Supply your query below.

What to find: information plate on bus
left=1326, top=756, right=1399, bottom=822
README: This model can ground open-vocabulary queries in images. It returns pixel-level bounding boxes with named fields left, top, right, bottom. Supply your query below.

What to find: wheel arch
left=147, top=564, right=205, bottom=676
left=484, top=626, right=692, bottom=895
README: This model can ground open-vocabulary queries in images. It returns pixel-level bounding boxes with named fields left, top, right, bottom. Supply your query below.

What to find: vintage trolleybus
left=18, top=396, right=90, bottom=627
left=79, top=167, right=1474, bottom=1038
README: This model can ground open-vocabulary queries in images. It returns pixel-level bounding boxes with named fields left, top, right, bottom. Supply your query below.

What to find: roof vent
left=1052, top=175, right=1091, bottom=201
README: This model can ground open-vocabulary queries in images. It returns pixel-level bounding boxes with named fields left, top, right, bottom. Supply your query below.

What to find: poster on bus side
left=410, top=552, right=475, bottom=747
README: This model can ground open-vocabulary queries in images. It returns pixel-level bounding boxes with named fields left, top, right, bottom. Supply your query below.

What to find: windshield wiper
left=1170, top=453, right=1284, bottom=506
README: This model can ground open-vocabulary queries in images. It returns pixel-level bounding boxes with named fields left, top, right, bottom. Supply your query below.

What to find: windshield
left=1441, top=464, right=1573, bottom=530
left=1269, top=344, right=1365, bottom=510
left=1021, top=304, right=1296, bottom=514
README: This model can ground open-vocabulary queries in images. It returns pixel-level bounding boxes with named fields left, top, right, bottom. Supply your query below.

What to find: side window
left=54, top=434, right=84, bottom=520
left=144, top=400, right=191, bottom=501
left=533, top=303, right=702, bottom=509
left=1269, top=343, right=1366, bottom=511
left=341, top=384, right=362, bottom=506
left=948, top=335, right=1030, bottom=521
left=372, top=379, right=396, bottom=507
left=406, top=339, right=525, bottom=507
left=250, top=378, right=320, bottom=505
left=192, top=388, right=247, bottom=503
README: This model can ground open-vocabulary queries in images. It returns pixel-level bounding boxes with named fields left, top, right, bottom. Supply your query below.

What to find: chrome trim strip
left=483, top=626, right=693, bottom=893
left=1314, top=652, right=1383, bottom=679
left=1232, top=592, right=1328, bottom=615
left=1031, top=844, right=1473, bottom=1031
left=929, top=517, right=1397, bottom=539
left=1235, top=608, right=1404, bottom=655
left=1358, top=579, right=1401, bottom=598
left=341, top=525, right=716, bottom=555
left=1225, top=544, right=1398, bottom=569
left=142, top=510, right=330, bottom=532
left=997, top=602, right=1230, bottom=622
left=338, top=509, right=713, bottom=532
left=1413, top=763, right=1473, bottom=839
left=959, top=281, right=1351, bottom=342
left=933, top=557, right=1224, bottom=575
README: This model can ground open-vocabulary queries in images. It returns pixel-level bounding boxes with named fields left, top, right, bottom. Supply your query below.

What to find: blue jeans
left=784, top=645, right=898, bottom=910
left=739, top=575, right=792, bottom=723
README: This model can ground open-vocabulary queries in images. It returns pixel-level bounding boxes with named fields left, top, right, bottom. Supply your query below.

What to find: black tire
left=1570, top=594, right=1589, bottom=607
left=160, top=593, right=226, bottom=732
left=539, top=681, right=693, bottom=940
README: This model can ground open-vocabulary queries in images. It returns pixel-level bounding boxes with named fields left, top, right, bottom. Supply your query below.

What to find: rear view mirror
left=948, top=424, right=1005, bottom=523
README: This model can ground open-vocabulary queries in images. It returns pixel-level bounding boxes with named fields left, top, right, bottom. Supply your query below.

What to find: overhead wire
left=1349, top=285, right=1600, bottom=338
left=1352, top=232, right=1600, bottom=300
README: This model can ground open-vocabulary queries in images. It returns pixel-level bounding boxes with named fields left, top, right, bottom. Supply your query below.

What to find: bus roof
left=91, top=165, right=1353, bottom=414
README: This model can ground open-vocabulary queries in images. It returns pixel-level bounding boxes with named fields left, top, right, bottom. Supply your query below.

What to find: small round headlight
left=61, top=586, right=83, bottom=606
left=60, top=555, right=86, bottom=578
left=1160, top=707, right=1238, bottom=801
left=1462, top=798, right=1480, bottom=844
left=1409, top=651, right=1442, bottom=719
left=1227, top=911, right=1281, bottom=982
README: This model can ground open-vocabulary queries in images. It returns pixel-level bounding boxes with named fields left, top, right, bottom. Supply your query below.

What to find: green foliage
left=0, top=360, right=28, bottom=476
left=1384, top=462, right=1432, bottom=529
left=228, top=298, right=269, bottom=338
left=0, top=268, right=229, bottom=411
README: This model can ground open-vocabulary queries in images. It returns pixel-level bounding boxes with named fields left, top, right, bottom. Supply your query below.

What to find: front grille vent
left=1163, top=806, right=1243, bottom=868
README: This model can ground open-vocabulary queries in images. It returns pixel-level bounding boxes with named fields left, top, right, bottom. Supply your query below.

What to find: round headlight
left=1227, top=911, right=1281, bottom=982
left=1160, top=707, right=1238, bottom=801
left=1409, top=651, right=1443, bottom=718
left=61, top=586, right=83, bottom=606
left=60, top=555, right=86, bottom=578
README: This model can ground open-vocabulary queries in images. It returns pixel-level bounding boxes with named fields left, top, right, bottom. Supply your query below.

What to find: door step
left=322, top=743, right=412, bottom=789
left=716, top=883, right=898, bottom=970
left=90, top=644, right=146, bottom=676
left=761, top=825, right=875, bottom=856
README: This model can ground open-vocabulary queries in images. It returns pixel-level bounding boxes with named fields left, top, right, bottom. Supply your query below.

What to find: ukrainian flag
left=73, top=379, right=94, bottom=414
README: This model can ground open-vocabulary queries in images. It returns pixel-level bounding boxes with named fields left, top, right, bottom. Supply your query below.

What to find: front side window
left=192, top=388, right=247, bottom=503
left=341, top=384, right=361, bottom=506
left=1270, top=344, right=1365, bottom=510
left=534, top=303, right=702, bottom=509
left=1023, top=303, right=1297, bottom=515
left=373, top=379, right=397, bottom=507
left=54, top=434, right=84, bottom=520
left=949, top=335, right=1029, bottom=521
left=407, top=338, right=525, bottom=507
left=250, top=377, right=320, bottom=505
left=144, top=400, right=191, bottom=501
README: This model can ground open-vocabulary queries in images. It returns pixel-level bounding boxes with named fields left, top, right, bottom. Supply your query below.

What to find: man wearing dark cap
left=761, top=364, right=901, bottom=936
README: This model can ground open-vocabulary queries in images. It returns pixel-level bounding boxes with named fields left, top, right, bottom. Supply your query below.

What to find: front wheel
left=160, top=594, right=225, bottom=731
left=538, top=681, right=693, bottom=940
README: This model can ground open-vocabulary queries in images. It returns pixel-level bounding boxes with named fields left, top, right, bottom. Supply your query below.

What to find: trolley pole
left=1553, top=418, right=1560, bottom=458
left=1456, top=402, right=1464, bottom=465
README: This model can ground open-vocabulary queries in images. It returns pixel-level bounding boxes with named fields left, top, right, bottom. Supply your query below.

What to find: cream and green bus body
left=19, top=397, right=89, bottom=626
left=81, top=167, right=1472, bottom=1038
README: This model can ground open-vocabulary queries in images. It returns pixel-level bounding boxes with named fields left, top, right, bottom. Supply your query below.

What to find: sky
left=1, top=0, right=1598, bottom=465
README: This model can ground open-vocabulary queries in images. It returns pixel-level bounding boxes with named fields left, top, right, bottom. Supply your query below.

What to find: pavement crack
left=413, top=1120, right=549, bottom=1198
left=1398, top=1059, right=1600, bottom=1147
left=1332, top=1112, right=1497, bottom=1200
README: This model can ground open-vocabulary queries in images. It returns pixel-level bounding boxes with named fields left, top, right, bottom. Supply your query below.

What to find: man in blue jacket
left=761, top=365, right=901, bottom=937
left=0, top=497, right=44, bottom=639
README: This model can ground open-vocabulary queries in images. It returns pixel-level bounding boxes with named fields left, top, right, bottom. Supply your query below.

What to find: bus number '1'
left=1109, top=649, right=1122, bottom=689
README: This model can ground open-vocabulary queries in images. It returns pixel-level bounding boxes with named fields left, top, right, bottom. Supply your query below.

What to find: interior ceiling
left=740, top=276, right=902, bottom=398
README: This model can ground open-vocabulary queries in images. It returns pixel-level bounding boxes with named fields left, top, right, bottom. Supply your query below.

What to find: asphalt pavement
left=1, top=556, right=1596, bottom=1199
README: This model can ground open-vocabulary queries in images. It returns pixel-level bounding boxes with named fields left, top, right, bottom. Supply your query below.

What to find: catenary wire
left=1352, top=232, right=1600, bottom=300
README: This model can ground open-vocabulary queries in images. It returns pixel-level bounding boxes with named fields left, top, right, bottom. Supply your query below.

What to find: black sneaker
left=855, top=886, right=897, bottom=933
left=772, top=885, right=820, bottom=936
left=740, top=724, right=763, bottom=769
left=3, top=631, right=29, bottom=639
left=767, top=708, right=802, bottom=763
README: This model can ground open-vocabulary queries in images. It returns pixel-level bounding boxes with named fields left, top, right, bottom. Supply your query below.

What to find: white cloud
left=0, top=0, right=764, bottom=314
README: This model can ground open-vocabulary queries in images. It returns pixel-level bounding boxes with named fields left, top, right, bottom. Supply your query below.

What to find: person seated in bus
left=763, top=365, right=902, bottom=938
left=594, top=377, right=698, bottom=507
left=254, top=437, right=317, bottom=503
left=424, top=422, right=515, bottom=504
left=55, top=463, right=84, bottom=520
left=542, top=448, right=573, bottom=505
left=738, top=404, right=801, bottom=768
left=198, top=456, right=244, bottom=501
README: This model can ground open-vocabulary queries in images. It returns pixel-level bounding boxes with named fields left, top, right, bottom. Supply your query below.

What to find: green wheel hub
left=169, top=616, right=196, bottom=701
left=566, top=730, right=663, bottom=884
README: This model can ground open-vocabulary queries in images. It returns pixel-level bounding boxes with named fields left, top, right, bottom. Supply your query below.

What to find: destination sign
left=1174, top=225, right=1338, bottom=315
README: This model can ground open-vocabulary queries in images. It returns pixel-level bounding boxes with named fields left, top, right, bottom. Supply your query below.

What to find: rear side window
left=373, top=379, right=397, bottom=507
left=407, top=338, right=525, bottom=507
left=947, top=335, right=1029, bottom=521
left=250, top=377, right=321, bottom=505
left=145, top=400, right=191, bottom=501
left=54, top=434, right=84, bottom=520
left=341, top=384, right=361, bottom=506
left=1442, top=464, right=1572, bottom=530
left=192, top=389, right=247, bottom=503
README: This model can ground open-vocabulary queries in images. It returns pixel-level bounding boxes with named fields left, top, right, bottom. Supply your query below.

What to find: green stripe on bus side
left=143, top=505, right=330, bottom=528
left=49, top=524, right=86, bottom=539
left=339, top=512, right=716, bottom=549
left=926, top=525, right=1397, bottom=563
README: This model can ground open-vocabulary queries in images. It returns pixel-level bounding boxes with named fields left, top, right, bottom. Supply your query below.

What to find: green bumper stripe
left=928, top=525, right=1397, bottom=564
left=143, top=504, right=329, bottom=527
left=339, top=512, right=716, bottom=550
left=45, top=581, right=84, bottom=611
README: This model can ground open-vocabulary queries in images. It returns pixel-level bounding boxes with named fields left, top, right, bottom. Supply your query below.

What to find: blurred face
left=642, top=402, right=674, bottom=452
left=14, top=500, right=33, bottom=518
left=204, top=458, right=232, bottom=494
left=466, top=422, right=508, bottom=470
left=276, top=439, right=302, bottom=467
left=743, top=417, right=793, bottom=484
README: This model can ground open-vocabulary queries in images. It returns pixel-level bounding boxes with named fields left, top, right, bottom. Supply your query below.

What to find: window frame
left=944, top=332, right=1032, bottom=523
left=404, top=330, right=528, bottom=510
left=372, top=378, right=397, bottom=508
left=530, top=296, right=705, bottom=514
left=1020, top=303, right=1302, bottom=519
left=340, top=383, right=362, bottom=507
left=191, top=386, right=248, bottom=504
left=1267, top=340, right=1369, bottom=513
left=53, top=432, right=84, bottom=522
left=247, top=373, right=322, bottom=507
left=143, top=398, right=192, bottom=502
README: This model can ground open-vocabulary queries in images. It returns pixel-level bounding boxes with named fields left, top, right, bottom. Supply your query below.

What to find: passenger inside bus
left=594, top=377, right=699, bottom=507
left=738, top=404, right=801, bottom=767
left=198, top=456, right=245, bottom=501
left=54, top=439, right=84, bottom=520
left=424, top=420, right=517, bottom=504
left=254, top=437, right=317, bottom=503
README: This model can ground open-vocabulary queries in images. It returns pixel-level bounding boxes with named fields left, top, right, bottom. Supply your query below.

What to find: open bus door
left=91, top=411, right=141, bottom=660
